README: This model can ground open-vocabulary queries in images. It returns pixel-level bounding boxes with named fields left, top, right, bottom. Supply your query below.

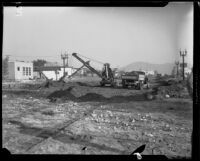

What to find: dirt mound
left=157, top=83, right=189, bottom=98
left=78, top=93, right=108, bottom=102
left=39, top=81, right=66, bottom=88
left=47, top=87, right=76, bottom=101
left=47, top=88, right=108, bottom=102
left=47, top=86, right=152, bottom=103
left=76, top=82, right=91, bottom=87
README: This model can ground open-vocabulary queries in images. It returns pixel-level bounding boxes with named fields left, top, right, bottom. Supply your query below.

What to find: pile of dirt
left=47, top=86, right=152, bottom=103
left=47, top=88, right=109, bottom=102
left=47, top=87, right=76, bottom=101
left=78, top=93, right=108, bottom=102
left=157, top=83, right=189, bottom=98
left=76, top=82, right=92, bottom=87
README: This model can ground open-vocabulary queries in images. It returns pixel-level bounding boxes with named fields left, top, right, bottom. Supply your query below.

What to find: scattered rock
left=147, top=133, right=154, bottom=137
left=165, top=94, right=170, bottom=98
left=91, top=113, right=97, bottom=118
left=49, top=97, right=57, bottom=102
left=82, top=146, right=87, bottom=150
left=42, top=110, right=54, bottom=116
left=146, top=94, right=154, bottom=100
left=85, top=117, right=89, bottom=121
left=157, top=83, right=190, bottom=98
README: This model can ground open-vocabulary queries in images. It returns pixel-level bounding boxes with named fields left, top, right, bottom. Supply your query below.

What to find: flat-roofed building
left=33, top=66, right=74, bottom=81
left=8, top=60, right=33, bottom=80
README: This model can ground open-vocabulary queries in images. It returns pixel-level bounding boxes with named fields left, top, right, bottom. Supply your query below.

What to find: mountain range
left=120, top=62, right=175, bottom=75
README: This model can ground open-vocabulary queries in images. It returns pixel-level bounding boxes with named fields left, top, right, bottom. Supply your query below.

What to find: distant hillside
left=120, top=62, right=175, bottom=75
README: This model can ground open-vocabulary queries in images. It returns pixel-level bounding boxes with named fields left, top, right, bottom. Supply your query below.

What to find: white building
left=146, top=70, right=155, bottom=75
left=33, top=66, right=75, bottom=81
left=43, top=67, right=74, bottom=80
left=8, top=61, right=33, bottom=80
left=184, top=67, right=192, bottom=75
left=141, top=70, right=155, bottom=75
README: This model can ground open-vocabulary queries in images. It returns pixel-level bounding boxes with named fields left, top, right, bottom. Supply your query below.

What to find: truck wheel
left=100, top=81, right=104, bottom=86
left=111, top=82, right=117, bottom=88
left=137, top=83, right=141, bottom=90
left=146, top=83, right=149, bottom=89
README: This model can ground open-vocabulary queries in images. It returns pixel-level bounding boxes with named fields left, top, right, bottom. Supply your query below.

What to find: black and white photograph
left=2, top=2, right=193, bottom=158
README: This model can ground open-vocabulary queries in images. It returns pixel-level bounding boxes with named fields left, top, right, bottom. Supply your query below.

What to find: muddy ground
left=2, top=76, right=192, bottom=158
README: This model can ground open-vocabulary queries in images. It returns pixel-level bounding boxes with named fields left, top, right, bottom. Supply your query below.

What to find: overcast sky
left=3, top=2, right=193, bottom=69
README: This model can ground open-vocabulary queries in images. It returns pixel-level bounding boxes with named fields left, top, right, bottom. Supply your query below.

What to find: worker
left=102, top=64, right=113, bottom=78
left=101, top=65, right=106, bottom=79
left=144, top=76, right=149, bottom=89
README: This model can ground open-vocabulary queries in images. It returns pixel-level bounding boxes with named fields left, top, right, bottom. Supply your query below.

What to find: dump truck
left=121, top=71, right=148, bottom=89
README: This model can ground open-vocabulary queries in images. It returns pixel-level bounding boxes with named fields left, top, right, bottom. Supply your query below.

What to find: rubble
left=2, top=77, right=192, bottom=157
left=157, top=83, right=190, bottom=98
left=165, top=94, right=170, bottom=98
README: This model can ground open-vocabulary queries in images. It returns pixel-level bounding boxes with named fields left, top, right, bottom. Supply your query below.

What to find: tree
left=33, top=59, right=47, bottom=67
left=2, top=56, right=9, bottom=79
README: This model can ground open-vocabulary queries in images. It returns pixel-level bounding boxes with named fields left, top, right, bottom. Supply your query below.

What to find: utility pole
left=180, top=49, right=187, bottom=81
left=66, top=54, right=69, bottom=67
left=175, top=61, right=179, bottom=78
left=61, top=51, right=68, bottom=76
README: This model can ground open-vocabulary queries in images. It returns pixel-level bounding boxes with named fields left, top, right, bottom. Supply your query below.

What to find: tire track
left=23, top=106, right=99, bottom=153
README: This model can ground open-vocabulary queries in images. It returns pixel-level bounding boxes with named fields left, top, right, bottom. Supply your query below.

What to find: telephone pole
left=66, top=54, right=69, bottom=67
left=61, top=51, right=68, bottom=76
left=175, top=61, right=179, bottom=78
left=179, top=49, right=187, bottom=81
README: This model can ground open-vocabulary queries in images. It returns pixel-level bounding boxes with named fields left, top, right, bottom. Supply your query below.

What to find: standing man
left=144, top=75, right=149, bottom=89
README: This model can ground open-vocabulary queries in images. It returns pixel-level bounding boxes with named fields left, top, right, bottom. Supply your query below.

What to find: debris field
left=2, top=76, right=192, bottom=158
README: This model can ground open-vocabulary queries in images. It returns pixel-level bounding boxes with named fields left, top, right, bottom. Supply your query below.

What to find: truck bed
left=121, top=75, right=138, bottom=80
left=121, top=75, right=145, bottom=81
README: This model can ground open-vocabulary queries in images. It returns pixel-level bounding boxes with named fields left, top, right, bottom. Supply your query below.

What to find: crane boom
left=68, top=64, right=85, bottom=79
left=72, top=53, right=103, bottom=78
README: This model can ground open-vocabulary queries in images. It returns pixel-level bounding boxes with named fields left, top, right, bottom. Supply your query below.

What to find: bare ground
left=2, top=76, right=192, bottom=158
